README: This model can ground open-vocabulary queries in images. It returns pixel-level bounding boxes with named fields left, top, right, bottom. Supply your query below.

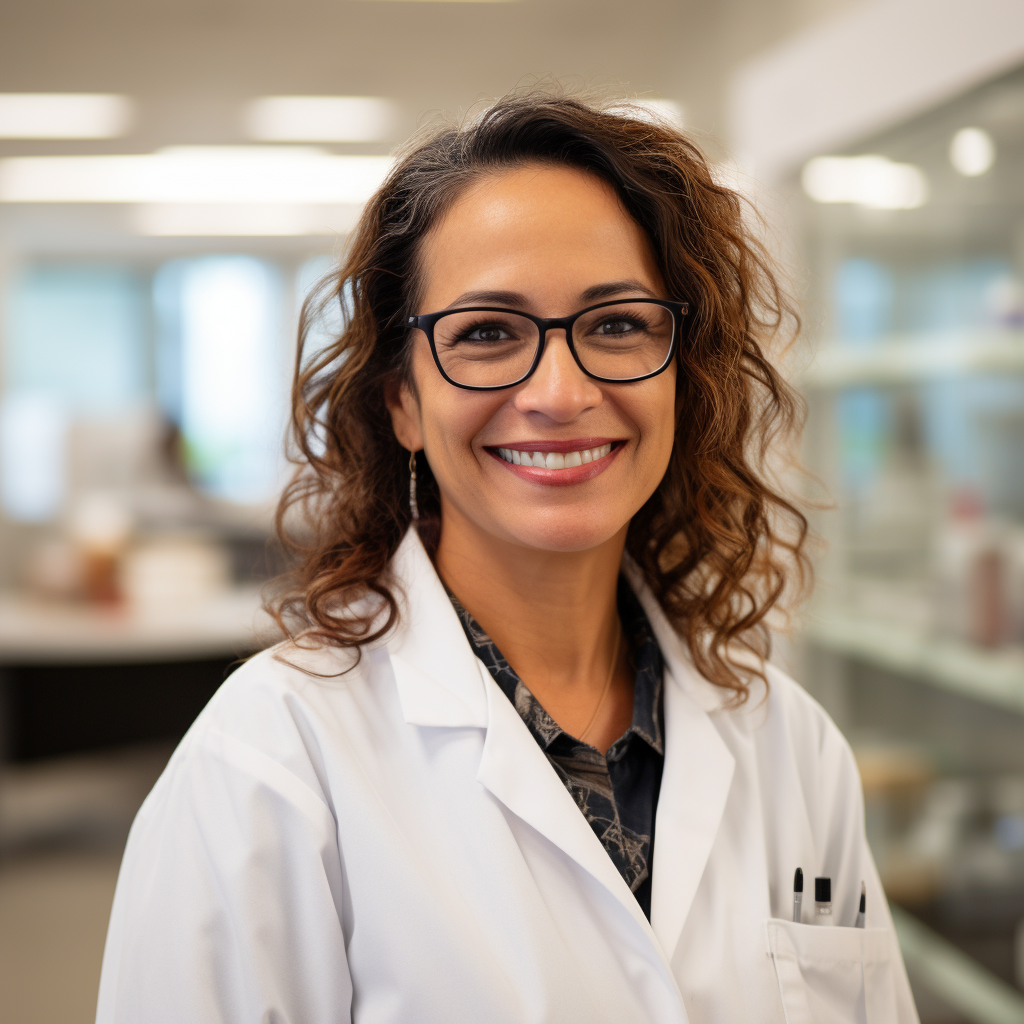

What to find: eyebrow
left=445, top=279, right=657, bottom=311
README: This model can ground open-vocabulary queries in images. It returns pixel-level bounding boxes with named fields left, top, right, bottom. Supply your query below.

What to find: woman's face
left=388, top=163, right=677, bottom=553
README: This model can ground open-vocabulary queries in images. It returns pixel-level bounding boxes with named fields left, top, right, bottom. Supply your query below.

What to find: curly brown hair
left=270, top=90, right=809, bottom=703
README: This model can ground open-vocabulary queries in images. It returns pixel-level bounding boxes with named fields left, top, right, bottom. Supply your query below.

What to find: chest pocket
left=765, top=918, right=901, bottom=1024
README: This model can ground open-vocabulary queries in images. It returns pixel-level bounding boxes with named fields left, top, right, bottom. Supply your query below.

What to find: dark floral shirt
left=448, top=578, right=665, bottom=919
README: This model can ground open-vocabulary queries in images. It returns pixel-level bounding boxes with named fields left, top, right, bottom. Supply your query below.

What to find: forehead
left=417, top=163, right=663, bottom=309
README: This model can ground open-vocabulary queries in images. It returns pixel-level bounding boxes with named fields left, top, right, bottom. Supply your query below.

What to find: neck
left=434, top=503, right=628, bottom=740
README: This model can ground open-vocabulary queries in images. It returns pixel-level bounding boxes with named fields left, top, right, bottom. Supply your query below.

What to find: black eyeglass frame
left=406, top=297, right=690, bottom=391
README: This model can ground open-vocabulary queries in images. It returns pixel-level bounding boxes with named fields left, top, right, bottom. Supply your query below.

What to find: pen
left=855, top=881, right=865, bottom=928
left=792, top=867, right=803, bottom=922
left=814, top=877, right=833, bottom=925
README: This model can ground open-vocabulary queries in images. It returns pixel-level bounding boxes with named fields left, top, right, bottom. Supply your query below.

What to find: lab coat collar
left=623, top=559, right=738, bottom=962
left=387, top=529, right=488, bottom=729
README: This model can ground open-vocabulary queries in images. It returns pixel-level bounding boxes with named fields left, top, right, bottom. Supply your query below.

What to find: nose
left=512, top=329, right=604, bottom=422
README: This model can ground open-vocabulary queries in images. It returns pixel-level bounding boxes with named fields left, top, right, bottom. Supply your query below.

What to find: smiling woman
left=277, top=97, right=808, bottom=707
left=97, top=91, right=919, bottom=1024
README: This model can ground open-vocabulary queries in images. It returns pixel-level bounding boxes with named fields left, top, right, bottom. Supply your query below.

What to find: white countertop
left=0, top=588, right=284, bottom=664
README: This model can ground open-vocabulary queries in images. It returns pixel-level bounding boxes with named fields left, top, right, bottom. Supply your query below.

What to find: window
left=1, top=264, right=147, bottom=520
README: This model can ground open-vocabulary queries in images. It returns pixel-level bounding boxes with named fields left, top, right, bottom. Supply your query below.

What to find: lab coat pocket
left=765, top=918, right=900, bottom=1024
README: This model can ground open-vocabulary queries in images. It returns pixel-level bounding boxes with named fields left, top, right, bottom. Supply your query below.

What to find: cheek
left=416, top=378, right=504, bottom=473
left=630, top=381, right=677, bottom=473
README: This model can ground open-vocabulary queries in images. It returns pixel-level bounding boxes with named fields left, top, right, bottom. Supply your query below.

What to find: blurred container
left=120, top=535, right=232, bottom=615
left=67, top=490, right=134, bottom=605
left=22, top=536, right=86, bottom=600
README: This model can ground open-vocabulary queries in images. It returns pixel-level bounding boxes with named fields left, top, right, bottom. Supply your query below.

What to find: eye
left=594, top=316, right=645, bottom=336
left=462, top=324, right=514, bottom=343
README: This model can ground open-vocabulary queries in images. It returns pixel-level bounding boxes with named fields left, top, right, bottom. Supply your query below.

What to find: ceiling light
left=245, top=96, right=399, bottom=143
left=0, top=94, right=133, bottom=139
left=949, top=127, right=995, bottom=177
left=0, top=147, right=393, bottom=204
left=801, top=155, right=928, bottom=210
left=133, top=203, right=362, bottom=236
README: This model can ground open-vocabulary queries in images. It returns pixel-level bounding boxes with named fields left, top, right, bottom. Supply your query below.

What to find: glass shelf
left=804, top=606, right=1024, bottom=716
left=892, top=906, right=1024, bottom=1024
left=801, top=330, right=1024, bottom=389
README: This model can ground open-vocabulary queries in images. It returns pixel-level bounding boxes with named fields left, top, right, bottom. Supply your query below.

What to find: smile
left=494, top=443, right=613, bottom=469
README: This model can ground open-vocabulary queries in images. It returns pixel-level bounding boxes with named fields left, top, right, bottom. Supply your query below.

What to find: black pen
left=855, top=881, right=866, bottom=928
left=792, top=867, right=803, bottom=923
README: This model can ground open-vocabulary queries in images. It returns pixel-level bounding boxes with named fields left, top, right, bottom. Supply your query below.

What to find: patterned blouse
left=448, top=578, right=665, bottom=919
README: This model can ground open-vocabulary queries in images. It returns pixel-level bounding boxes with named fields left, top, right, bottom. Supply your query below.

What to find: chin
left=503, top=512, right=627, bottom=554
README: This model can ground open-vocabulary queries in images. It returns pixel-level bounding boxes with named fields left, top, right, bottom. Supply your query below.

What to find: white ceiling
left=0, top=0, right=861, bottom=157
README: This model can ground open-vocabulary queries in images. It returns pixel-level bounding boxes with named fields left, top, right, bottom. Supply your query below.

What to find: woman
left=97, top=93, right=918, bottom=1023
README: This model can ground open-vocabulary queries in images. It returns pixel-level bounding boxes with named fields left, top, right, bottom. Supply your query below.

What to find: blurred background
left=0, top=0, right=1022, bottom=1021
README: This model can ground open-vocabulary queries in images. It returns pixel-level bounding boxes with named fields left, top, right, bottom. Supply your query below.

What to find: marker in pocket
left=792, top=867, right=803, bottom=922
left=814, top=876, right=833, bottom=925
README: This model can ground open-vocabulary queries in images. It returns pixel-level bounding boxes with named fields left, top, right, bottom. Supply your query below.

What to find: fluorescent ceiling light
left=133, top=203, right=362, bottom=236
left=246, top=96, right=399, bottom=142
left=949, top=127, right=995, bottom=177
left=801, top=155, right=928, bottom=210
left=0, top=147, right=393, bottom=204
left=0, top=94, right=133, bottom=139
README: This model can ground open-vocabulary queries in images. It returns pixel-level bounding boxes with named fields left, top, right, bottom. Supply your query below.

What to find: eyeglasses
left=407, top=298, right=689, bottom=391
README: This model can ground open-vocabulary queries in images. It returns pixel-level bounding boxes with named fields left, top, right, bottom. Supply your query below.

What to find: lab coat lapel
left=625, top=564, right=737, bottom=962
left=475, top=667, right=656, bottom=939
left=387, top=532, right=699, bottom=968
left=390, top=531, right=657, bottom=936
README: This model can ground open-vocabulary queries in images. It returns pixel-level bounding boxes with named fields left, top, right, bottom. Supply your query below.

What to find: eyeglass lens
left=431, top=302, right=676, bottom=388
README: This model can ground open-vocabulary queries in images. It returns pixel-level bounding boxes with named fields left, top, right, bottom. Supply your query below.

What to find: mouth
left=485, top=438, right=625, bottom=485
left=493, top=441, right=614, bottom=469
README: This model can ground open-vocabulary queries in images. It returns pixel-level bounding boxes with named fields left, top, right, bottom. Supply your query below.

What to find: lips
left=485, top=439, right=624, bottom=485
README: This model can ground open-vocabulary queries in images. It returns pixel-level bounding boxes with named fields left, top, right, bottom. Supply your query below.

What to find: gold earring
left=408, top=450, right=419, bottom=521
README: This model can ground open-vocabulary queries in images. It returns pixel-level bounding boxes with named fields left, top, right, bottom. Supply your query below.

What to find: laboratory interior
left=0, top=0, right=1022, bottom=1020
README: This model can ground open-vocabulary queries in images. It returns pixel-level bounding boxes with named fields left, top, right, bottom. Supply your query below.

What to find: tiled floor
left=0, top=849, right=121, bottom=1024
left=0, top=743, right=172, bottom=1024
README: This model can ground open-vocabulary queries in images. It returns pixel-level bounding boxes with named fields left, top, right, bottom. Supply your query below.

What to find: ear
left=384, top=374, right=424, bottom=453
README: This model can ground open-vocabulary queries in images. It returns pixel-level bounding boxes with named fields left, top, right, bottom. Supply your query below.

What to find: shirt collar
left=447, top=577, right=664, bottom=756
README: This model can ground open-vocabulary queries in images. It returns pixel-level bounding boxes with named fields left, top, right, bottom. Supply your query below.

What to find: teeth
left=496, top=443, right=613, bottom=468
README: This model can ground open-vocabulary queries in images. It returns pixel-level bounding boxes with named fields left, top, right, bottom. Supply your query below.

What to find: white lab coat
left=97, top=529, right=919, bottom=1024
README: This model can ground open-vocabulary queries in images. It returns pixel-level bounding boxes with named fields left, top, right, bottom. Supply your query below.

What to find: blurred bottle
left=848, top=395, right=941, bottom=629
left=933, top=489, right=1012, bottom=646
left=67, top=490, right=134, bottom=605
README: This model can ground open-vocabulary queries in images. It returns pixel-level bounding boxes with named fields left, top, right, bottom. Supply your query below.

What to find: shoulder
left=147, top=638, right=395, bottom=822
left=760, top=662, right=849, bottom=757
left=197, top=638, right=371, bottom=745
left=733, top=662, right=864, bottom=830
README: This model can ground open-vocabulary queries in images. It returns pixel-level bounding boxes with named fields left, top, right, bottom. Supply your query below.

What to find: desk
left=0, top=589, right=283, bottom=761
